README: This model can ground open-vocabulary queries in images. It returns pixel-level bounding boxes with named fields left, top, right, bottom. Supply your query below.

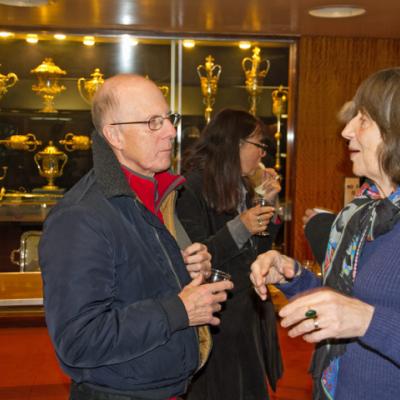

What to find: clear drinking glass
left=206, top=268, right=232, bottom=283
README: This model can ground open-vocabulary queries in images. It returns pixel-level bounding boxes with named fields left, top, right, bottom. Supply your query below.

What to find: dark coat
left=176, top=170, right=283, bottom=400
left=39, top=133, right=200, bottom=398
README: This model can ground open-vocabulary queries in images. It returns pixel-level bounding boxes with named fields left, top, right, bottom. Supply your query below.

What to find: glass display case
left=0, top=31, right=296, bottom=308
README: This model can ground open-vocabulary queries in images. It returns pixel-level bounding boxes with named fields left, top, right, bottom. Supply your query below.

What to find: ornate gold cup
left=77, top=68, right=105, bottom=104
left=31, top=58, right=66, bottom=113
left=0, top=133, right=42, bottom=152
left=197, top=55, right=222, bottom=123
left=0, top=66, right=18, bottom=101
left=59, top=133, right=92, bottom=152
left=34, top=141, right=68, bottom=192
left=242, top=47, right=270, bottom=116
left=271, top=85, right=288, bottom=172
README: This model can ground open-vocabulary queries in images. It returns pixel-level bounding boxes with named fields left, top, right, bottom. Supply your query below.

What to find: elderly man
left=39, top=74, right=233, bottom=400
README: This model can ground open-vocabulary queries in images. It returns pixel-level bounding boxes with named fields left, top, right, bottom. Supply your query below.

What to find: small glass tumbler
left=206, top=268, right=232, bottom=283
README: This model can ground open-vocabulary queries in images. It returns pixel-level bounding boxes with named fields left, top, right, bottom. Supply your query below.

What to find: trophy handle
left=6, top=73, right=18, bottom=88
left=259, top=60, right=271, bottom=78
left=211, top=65, right=222, bottom=79
left=58, top=152, right=69, bottom=175
left=196, top=65, right=206, bottom=79
left=77, top=77, right=90, bottom=105
left=10, top=248, right=21, bottom=267
left=33, top=153, right=44, bottom=176
left=25, top=133, right=42, bottom=152
left=0, top=166, right=7, bottom=181
left=241, top=57, right=252, bottom=74
left=59, top=132, right=75, bottom=152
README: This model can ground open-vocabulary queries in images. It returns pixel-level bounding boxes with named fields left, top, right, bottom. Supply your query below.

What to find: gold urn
left=31, top=58, right=66, bottom=113
left=77, top=68, right=105, bottom=104
left=0, top=66, right=18, bottom=102
left=34, top=141, right=68, bottom=192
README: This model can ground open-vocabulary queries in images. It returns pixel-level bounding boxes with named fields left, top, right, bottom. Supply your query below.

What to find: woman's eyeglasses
left=242, top=139, right=268, bottom=152
left=109, top=112, right=181, bottom=131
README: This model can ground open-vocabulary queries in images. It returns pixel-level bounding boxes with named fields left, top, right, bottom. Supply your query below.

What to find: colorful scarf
left=310, top=181, right=400, bottom=399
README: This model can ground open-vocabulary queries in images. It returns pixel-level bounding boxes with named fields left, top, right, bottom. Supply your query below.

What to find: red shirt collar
left=121, top=166, right=185, bottom=223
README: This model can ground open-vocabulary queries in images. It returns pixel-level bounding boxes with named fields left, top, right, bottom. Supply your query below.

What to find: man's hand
left=181, top=243, right=212, bottom=279
left=179, top=274, right=234, bottom=326
left=250, top=250, right=296, bottom=300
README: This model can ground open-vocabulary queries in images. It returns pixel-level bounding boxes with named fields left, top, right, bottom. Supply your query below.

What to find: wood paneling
left=293, top=36, right=400, bottom=261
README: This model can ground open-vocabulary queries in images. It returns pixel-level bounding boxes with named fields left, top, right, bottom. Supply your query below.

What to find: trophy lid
left=30, top=58, right=66, bottom=76
left=38, top=141, right=64, bottom=155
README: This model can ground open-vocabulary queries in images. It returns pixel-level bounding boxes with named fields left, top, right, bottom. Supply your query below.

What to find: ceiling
left=0, top=0, right=400, bottom=40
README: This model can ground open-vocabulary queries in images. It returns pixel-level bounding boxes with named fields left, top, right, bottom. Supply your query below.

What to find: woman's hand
left=259, top=168, right=281, bottom=203
left=240, top=204, right=275, bottom=235
left=279, top=287, right=375, bottom=343
left=250, top=250, right=297, bottom=300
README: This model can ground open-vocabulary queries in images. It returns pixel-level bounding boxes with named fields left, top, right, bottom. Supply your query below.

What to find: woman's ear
left=103, top=125, right=124, bottom=151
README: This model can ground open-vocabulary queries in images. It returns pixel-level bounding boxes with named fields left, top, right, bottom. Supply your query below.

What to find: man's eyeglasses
left=242, top=139, right=268, bottom=152
left=109, top=112, right=182, bottom=131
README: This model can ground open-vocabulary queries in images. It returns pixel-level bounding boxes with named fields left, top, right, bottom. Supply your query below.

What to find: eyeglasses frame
left=109, top=112, right=182, bottom=131
left=242, top=139, right=268, bottom=152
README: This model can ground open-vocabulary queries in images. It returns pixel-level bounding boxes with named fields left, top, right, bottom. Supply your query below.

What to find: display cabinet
left=0, top=31, right=296, bottom=310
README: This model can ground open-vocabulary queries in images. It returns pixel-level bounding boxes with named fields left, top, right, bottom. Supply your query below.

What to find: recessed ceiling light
left=26, top=33, right=38, bottom=44
left=0, top=31, right=14, bottom=38
left=83, top=36, right=95, bottom=46
left=239, top=41, right=251, bottom=50
left=309, top=5, right=366, bottom=18
left=183, top=39, right=195, bottom=49
left=54, top=33, right=66, bottom=40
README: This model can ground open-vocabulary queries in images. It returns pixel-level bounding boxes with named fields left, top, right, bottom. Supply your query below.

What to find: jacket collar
left=91, top=131, right=135, bottom=199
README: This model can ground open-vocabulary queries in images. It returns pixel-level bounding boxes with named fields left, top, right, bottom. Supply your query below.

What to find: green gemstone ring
left=305, top=309, right=317, bottom=319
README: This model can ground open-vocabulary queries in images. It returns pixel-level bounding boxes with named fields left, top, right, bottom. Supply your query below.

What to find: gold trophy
left=31, top=58, right=66, bottom=113
left=0, top=133, right=42, bottom=151
left=242, top=47, right=270, bottom=116
left=33, top=141, right=68, bottom=192
left=197, top=55, right=222, bottom=123
left=77, top=68, right=105, bottom=104
left=271, top=85, right=288, bottom=172
left=59, top=133, right=92, bottom=151
left=0, top=66, right=18, bottom=102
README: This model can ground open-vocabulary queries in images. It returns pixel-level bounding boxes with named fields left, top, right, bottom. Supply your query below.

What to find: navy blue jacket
left=39, top=133, right=199, bottom=398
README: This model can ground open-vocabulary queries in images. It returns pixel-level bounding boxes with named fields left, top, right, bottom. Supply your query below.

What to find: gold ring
left=257, top=216, right=263, bottom=226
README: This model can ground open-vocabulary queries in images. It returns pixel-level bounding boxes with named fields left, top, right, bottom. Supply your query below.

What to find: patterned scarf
left=310, top=181, right=400, bottom=399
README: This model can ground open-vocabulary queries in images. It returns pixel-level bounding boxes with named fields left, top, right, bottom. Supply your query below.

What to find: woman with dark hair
left=177, top=108, right=283, bottom=400
left=251, top=67, right=400, bottom=399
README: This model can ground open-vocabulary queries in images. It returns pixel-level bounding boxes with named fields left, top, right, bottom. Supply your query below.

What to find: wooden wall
left=292, top=36, right=400, bottom=261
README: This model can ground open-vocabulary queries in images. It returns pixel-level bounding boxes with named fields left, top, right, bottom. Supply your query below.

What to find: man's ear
left=103, top=125, right=124, bottom=151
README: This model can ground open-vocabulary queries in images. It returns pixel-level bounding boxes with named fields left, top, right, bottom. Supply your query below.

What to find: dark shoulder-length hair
left=340, top=67, right=400, bottom=185
left=183, top=108, right=265, bottom=213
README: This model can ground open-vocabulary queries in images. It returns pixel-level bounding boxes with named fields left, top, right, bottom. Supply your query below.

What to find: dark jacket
left=176, top=170, right=283, bottom=400
left=39, top=133, right=199, bottom=399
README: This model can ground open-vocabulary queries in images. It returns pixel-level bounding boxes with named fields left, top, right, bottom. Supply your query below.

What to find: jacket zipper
left=153, top=227, right=200, bottom=378
left=153, top=228, right=182, bottom=289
